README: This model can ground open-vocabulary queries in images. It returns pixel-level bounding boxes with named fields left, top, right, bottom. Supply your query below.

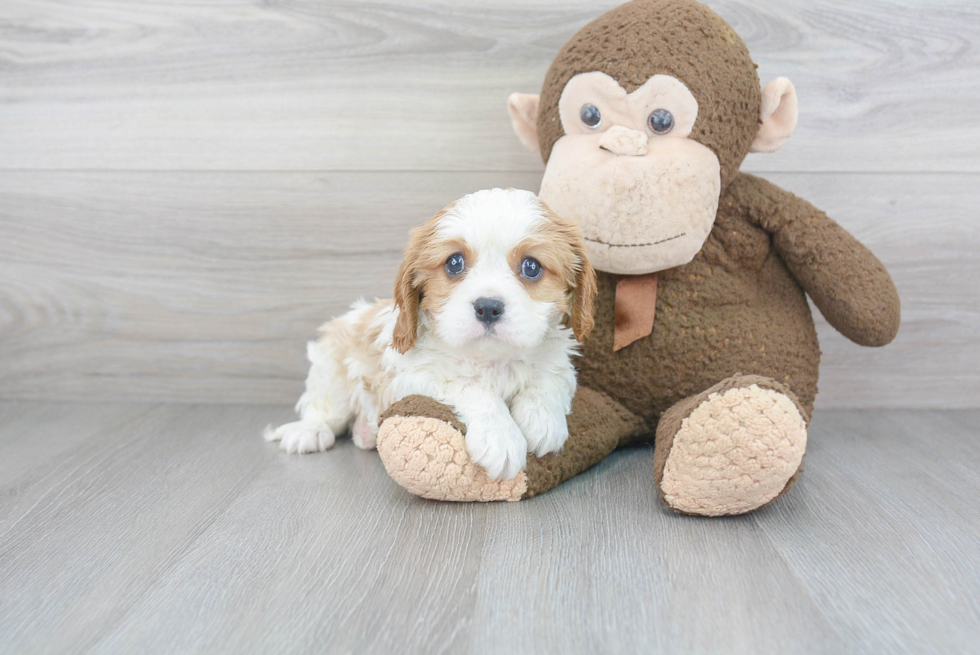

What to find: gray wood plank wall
left=1, top=0, right=977, bottom=407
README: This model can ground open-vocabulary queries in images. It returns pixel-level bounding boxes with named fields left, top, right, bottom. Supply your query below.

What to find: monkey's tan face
left=537, top=72, right=721, bottom=275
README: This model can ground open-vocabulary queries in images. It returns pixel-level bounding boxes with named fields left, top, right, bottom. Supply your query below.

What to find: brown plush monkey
left=375, top=0, right=900, bottom=515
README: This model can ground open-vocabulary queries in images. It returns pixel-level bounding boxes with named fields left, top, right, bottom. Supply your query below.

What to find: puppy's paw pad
left=465, top=420, right=527, bottom=481
left=271, top=421, right=336, bottom=454
left=512, top=396, right=570, bottom=457
left=520, top=412, right=569, bottom=457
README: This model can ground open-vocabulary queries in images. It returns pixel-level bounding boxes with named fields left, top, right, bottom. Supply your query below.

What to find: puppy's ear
left=540, top=200, right=597, bottom=343
left=392, top=229, right=422, bottom=354
left=392, top=208, right=449, bottom=353
left=570, top=242, right=597, bottom=343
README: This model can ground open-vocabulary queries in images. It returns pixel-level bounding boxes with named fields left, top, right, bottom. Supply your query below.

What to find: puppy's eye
left=580, top=104, right=601, bottom=129
left=521, top=257, right=542, bottom=280
left=648, top=108, right=674, bottom=135
left=445, top=253, right=465, bottom=276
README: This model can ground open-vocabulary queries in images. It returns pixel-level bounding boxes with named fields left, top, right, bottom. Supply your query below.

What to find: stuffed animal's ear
left=392, top=238, right=421, bottom=354
left=570, top=245, right=597, bottom=343
left=750, top=78, right=798, bottom=153
left=508, top=93, right=541, bottom=155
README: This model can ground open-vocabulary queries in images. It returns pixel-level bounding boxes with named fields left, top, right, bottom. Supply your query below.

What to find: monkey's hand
left=733, top=174, right=900, bottom=347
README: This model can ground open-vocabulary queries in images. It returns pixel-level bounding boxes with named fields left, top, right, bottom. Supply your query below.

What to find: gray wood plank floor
left=1, top=402, right=977, bottom=654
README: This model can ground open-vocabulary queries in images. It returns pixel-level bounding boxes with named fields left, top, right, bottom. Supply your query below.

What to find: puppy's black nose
left=474, top=297, right=504, bottom=326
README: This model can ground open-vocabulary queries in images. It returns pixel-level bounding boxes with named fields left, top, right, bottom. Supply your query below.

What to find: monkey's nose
left=598, top=125, right=649, bottom=156
left=474, top=297, right=504, bottom=326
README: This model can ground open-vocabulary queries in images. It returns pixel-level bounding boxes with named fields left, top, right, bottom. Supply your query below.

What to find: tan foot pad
left=661, top=385, right=807, bottom=516
left=376, top=416, right=527, bottom=502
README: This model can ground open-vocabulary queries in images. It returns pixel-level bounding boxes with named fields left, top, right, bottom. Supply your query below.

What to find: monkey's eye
left=445, top=253, right=465, bottom=276
left=648, top=108, right=674, bottom=135
left=580, top=104, right=601, bottom=129
left=521, top=257, right=543, bottom=280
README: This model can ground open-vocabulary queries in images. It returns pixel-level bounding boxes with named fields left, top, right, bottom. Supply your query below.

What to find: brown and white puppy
left=266, top=188, right=596, bottom=480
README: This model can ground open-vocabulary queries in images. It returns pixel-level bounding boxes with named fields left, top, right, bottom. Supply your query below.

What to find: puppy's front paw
left=464, top=415, right=527, bottom=480
left=511, top=398, right=570, bottom=457
left=265, top=420, right=336, bottom=454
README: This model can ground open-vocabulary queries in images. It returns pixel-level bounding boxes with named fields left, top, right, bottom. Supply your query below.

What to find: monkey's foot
left=654, top=375, right=808, bottom=517
left=377, top=388, right=645, bottom=502
left=376, top=396, right=527, bottom=502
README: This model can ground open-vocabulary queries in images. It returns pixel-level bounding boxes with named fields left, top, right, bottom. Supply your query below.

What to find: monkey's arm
left=731, top=173, right=900, bottom=347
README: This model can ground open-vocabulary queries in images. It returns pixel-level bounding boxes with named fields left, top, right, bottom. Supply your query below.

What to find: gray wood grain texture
left=0, top=402, right=978, bottom=654
left=0, top=0, right=976, bottom=408
left=0, top=0, right=978, bottom=172
left=1, top=171, right=976, bottom=407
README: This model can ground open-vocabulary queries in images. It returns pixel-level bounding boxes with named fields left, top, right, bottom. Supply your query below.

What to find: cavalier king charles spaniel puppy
left=266, top=188, right=596, bottom=480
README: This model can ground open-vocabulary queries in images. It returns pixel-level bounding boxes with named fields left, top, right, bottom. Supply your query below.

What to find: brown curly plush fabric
left=569, top=172, right=897, bottom=509
left=537, top=0, right=762, bottom=188
left=377, top=391, right=645, bottom=501
left=380, top=395, right=466, bottom=435
left=729, top=176, right=902, bottom=346
left=523, top=387, right=647, bottom=497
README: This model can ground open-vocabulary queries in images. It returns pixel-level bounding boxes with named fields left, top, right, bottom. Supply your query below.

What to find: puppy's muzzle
left=474, top=297, right=504, bottom=326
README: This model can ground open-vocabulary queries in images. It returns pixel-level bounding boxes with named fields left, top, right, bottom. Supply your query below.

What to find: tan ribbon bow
left=613, top=273, right=658, bottom=352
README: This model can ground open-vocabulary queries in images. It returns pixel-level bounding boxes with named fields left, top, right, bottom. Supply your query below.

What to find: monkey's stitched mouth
left=584, top=232, right=686, bottom=248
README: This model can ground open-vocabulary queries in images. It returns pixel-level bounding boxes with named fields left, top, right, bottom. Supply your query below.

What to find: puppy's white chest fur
left=383, top=318, right=575, bottom=410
